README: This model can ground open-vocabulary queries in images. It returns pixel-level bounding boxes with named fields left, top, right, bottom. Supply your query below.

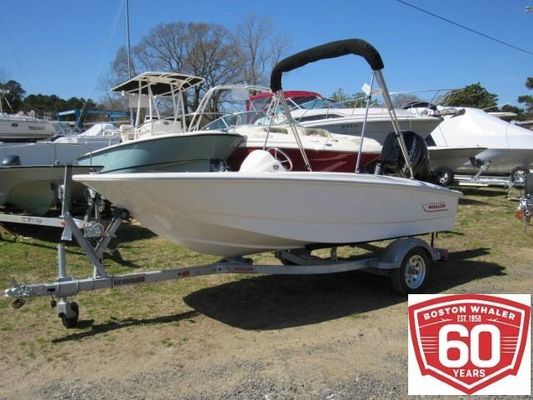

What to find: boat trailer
left=3, top=169, right=449, bottom=328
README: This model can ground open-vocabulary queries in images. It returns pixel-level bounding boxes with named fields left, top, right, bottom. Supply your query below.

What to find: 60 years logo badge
left=408, top=294, right=531, bottom=395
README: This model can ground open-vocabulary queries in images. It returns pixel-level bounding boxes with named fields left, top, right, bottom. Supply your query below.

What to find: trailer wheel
left=59, top=301, right=79, bottom=329
left=510, top=166, right=529, bottom=185
left=390, top=247, right=431, bottom=295
left=432, top=165, right=454, bottom=187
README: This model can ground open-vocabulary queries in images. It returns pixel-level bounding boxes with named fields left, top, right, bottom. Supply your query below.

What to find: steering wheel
left=267, top=147, right=293, bottom=171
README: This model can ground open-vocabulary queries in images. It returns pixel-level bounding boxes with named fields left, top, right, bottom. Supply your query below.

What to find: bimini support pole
left=276, top=91, right=312, bottom=171
left=374, top=70, right=415, bottom=179
left=355, top=73, right=375, bottom=173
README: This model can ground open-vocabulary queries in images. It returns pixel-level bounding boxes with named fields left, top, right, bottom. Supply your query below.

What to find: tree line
left=0, top=79, right=97, bottom=119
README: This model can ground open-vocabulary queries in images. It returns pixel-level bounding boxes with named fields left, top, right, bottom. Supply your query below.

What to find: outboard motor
left=376, top=131, right=431, bottom=181
left=2, top=155, right=21, bottom=166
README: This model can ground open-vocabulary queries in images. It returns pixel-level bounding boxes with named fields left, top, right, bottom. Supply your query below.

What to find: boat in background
left=75, top=38, right=462, bottom=257
left=248, top=89, right=442, bottom=144
left=0, top=89, right=57, bottom=142
left=189, top=84, right=382, bottom=172
left=430, top=107, right=533, bottom=179
left=0, top=122, right=120, bottom=166
left=427, top=146, right=487, bottom=186
left=77, top=72, right=243, bottom=173
left=0, top=165, right=94, bottom=215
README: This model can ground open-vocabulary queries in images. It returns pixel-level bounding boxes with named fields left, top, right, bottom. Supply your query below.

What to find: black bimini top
left=112, top=72, right=205, bottom=96
left=270, top=38, right=384, bottom=92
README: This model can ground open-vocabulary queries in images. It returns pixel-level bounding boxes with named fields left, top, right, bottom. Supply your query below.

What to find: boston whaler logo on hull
left=422, top=202, right=448, bottom=212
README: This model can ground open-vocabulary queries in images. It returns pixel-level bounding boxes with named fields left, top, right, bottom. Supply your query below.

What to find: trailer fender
left=374, top=237, right=437, bottom=270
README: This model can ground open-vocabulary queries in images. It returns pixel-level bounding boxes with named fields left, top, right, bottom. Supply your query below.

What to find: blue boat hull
left=78, top=133, right=244, bottom=173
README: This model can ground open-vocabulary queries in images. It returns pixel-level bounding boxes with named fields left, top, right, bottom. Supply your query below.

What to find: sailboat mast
left=125, top=0, right=133, bottom=79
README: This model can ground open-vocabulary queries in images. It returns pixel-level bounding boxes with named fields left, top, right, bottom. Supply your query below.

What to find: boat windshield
left=202, top=111, right=269, bottom=131
left=297, top=98, right=342, bottom=109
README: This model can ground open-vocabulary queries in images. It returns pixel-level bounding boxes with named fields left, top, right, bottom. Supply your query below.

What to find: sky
left=0, top=0, right=531, bottom=107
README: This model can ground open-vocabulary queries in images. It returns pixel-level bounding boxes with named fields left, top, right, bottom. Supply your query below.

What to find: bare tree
left=185, top=23, right=242, bottom=110
left=235, top=15, right=290, bottom=86
left=102, top=17, right=291, bottom=111
left=135, top=23, right=188, bottom=73
left=0, top=67, right=9, bottom=84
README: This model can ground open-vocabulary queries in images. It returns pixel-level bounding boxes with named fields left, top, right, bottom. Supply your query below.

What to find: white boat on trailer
left=75, top=39, right=461, bottom=257
left=5, top=38, right=462, bottom=328
left=430, top=107, right=533, bottom=181
left=76, top=169, right=460, bottom=257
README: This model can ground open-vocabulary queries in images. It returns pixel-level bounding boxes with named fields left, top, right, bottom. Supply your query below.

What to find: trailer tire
left=390, top=247, right=431, bottom=295
left=60, top=301, right=79, bottom=329
left=510, top=166, right=529, bottom=185
left=432, top=165, right=454, bottom=187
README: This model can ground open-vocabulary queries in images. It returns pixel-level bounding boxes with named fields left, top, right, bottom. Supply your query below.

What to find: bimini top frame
left=269, top=38, right=415, bottom=178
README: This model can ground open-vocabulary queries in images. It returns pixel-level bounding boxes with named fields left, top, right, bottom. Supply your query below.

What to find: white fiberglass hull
left=428, top=146, right=486, bottom=171
left=431, top=108, right=533, bottom=175
left=295, top=109, right=442, bottom=144
left=0, top=166, right=93, bottom=215
left=0, top=139, right=119, bottom=166
left=456, top=148, right=533, bottom=175
left=0, top=115, right=56, bottom=141
left=74, top=171, right=462, bottom=257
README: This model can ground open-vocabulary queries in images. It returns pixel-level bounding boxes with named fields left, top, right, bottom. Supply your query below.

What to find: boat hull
left=0, top=117, right=56, bottom=142
left=77, top=133, right=244, bottom=173
left=431, top=108, right=533, bottom=175
left=0, top=166, right=93, bottom=215
left=299, top=113, right=441, bottom=144
left=74, top=171, right=462, bottom=257
left=428, top=146, right=486, bottom=171
left=0, top=139, right=119, bottom=166
left=456, top=148, right=533, bottom=175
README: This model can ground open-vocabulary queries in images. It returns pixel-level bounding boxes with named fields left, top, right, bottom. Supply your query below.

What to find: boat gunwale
left=73, top=171, right=463, bottom=197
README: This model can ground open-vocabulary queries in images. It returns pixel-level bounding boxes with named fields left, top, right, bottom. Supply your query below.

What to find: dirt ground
left=0, top=187, right=532, bottom=399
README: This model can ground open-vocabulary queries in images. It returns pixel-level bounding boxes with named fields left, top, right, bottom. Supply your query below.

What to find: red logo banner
left=408, top=294, right=531, bottom=395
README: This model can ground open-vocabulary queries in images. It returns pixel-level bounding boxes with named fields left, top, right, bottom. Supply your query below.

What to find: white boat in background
left=190, top=84, right=382, bottom=172
left=427, top=146, right=486, bottom=186
left=0, top=165, right=93, bottom=215
left=430, top=107, right=533, bottom=178
left=248, top=89, right=442, bottom=144
left=0, top=123, right=120, bottom=215
left=75, top=38, right=462, bottom=257
left=0, top=122, right=120, bottom=166
left=0, top=90, right=57, bottom=142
